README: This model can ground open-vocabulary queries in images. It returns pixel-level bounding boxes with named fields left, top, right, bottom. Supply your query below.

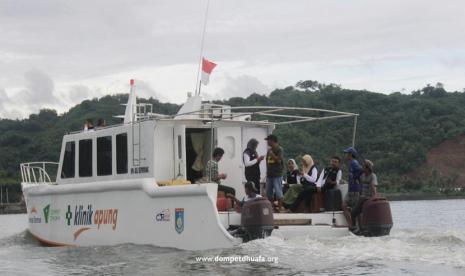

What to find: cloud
left=0, top=87, right=8, bottom=111
left=133, top=79, right=162, bottom=101
left=67, top=85, right=91, bottom=103
left=0, top=87, right=24, bottom=118
left=19, top=69, right=57, bottom=105
left=219, top=74, right=269, bottom=98
left=0, top=0, right=464, bottom=118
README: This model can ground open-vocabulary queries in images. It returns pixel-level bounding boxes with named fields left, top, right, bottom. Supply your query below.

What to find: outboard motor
left=240, top=197, right=274, bottom=242
left=360, top=197, right=393, bottom=237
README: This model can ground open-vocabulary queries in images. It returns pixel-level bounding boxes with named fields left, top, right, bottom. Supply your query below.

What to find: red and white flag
left=201, top=57, right=217, bottom=85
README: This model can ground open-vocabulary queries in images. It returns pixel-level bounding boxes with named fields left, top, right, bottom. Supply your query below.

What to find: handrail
left=20, top=162, right=59, bottom=184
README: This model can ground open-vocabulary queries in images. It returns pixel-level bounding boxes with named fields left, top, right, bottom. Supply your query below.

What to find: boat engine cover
left=361, top=197, right=393, bottom=237
left=240, top=197, right=274, bottom=242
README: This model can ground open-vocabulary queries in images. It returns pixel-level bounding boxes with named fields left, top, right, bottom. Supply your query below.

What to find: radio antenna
left=194, top=0, right=211, bottom=96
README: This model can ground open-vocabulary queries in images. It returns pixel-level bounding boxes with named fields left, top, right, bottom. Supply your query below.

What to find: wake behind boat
left=20, top=80, right=392, bottom=250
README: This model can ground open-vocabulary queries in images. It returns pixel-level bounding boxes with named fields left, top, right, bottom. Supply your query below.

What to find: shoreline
left=0, top=203, right=26, bottom=215
left=383, top=193, right=465, bottom=201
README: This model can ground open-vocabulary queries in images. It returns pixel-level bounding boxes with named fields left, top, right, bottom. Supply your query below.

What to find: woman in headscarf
left=283, top=154, right=319, bottom=212
left=243, top=138, right=264, bottom=192
left=300, top=155, right=318, bottom=186
left=284, top=159, right=299, bottom=194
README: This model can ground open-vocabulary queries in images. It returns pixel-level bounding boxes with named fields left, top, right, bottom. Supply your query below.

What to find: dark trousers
left=290, top=185, right=317, bottom=212
left=321, top=182, right=336, bottom=194
left=246, top=175, right=260, bottom=193
left=351, top=197, right=368, bottom=223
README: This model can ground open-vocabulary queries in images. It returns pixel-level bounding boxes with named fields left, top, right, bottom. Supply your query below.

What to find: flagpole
left=195, top=0, right=211, bottom=96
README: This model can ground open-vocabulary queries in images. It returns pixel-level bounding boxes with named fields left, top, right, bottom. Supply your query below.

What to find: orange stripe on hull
left=29, top=231, right=75, bottom=247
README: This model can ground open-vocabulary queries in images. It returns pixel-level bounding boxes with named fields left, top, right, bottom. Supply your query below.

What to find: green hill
left=1, top=81, right=465, bottom=201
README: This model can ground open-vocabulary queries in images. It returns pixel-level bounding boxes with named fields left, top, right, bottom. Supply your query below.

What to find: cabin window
left=97, top=136, right=112, bottom=176
left=61, top=141, right=75, bottom=178
left=79, top=139, right=93, bottom=177
left=116, top=133, right=128, bottom=174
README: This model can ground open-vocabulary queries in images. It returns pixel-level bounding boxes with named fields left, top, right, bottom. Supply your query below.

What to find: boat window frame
left=97, top=135, right=112, bottom=176
left=61, top=141, right=75, bottom=179
left=78, top=138, right=93, bottom=177
left=116, top=132, right=128, bottom=174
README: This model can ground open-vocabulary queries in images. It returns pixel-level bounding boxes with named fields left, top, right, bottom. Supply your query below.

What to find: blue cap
left=343, top=147, right=358, bottom=158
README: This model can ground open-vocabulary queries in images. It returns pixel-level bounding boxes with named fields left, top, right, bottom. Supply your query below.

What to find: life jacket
left=300, top=165, right=317, bottom=187
left=244, top=148, right=260, bottom=180
left=323, top=166, right=340, bottom=182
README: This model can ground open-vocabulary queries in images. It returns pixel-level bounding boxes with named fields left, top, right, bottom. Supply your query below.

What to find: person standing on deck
left=205, top=147, right=236, bottom=196
left=243, top=138, right=265, bottom=193
left=342, top=147, right=363, bottom=228
left=265, top=134, right=285, bottom=212
left=350, top=159, right=378, bottom=232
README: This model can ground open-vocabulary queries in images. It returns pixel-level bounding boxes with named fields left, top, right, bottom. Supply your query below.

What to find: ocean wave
left=239, top=228, right=465, bottom=270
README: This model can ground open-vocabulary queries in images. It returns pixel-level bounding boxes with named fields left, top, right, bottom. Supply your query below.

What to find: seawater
left=1, top=200, right=465, bottom=275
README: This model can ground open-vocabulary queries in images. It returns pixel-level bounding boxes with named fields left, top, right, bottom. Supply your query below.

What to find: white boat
left=20, top=80, right=360, bottom=250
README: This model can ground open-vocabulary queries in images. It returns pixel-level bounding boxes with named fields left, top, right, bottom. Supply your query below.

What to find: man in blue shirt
left=342, top=147, right=363, bottom=229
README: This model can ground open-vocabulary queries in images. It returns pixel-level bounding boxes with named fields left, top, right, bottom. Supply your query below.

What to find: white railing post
left=20, top=162, right=59, bottom=185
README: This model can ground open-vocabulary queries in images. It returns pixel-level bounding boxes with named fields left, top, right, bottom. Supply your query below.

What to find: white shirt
left=301, top=167, right=318, bottom=184
left=244, top=194, right=262, bottom=201
left=316, top=168, right=342, bottom=188
left=243, top=153, right=258, bottom=167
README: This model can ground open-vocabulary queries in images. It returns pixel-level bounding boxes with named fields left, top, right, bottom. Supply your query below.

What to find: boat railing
left=20, top=162, right=59, bottom=184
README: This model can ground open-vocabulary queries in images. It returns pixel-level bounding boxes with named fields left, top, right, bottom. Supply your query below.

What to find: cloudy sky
left=1, top=0, right=464, bottom=118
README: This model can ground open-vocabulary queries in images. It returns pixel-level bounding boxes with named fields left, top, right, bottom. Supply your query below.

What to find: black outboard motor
left=360, top=197, right=393, bottom=237
left=240, top=197, right=274, bottom=242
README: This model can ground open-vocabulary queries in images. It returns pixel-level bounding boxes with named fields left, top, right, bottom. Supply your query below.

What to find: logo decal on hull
left=28, top=206, right=42, bottom=224
left=73, top=227, right=91, bottom=241
left=66, top=205, right=72, bottom=225
left=43, top=205, right=50, bottom=223
left=44, top=204, right=61, bottom=223
left=175, top=208, right=184, bottom=234
left=65, top=204, right=119, bottom=241
left=155, top=209, right=171, bottom=222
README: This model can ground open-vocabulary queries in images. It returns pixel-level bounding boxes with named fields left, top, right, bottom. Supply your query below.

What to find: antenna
left=194, top=0, right=211, bottom=96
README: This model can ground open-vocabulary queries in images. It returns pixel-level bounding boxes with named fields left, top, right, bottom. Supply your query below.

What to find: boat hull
left=22, top=180, right=240, bottom=250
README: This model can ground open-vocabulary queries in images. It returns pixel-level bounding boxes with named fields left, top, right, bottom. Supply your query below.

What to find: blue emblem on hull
left=175, top=208, right=184, bottom=234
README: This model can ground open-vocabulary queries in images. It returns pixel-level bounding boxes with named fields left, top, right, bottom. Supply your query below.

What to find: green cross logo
left=65, top=205, right=72, bottom=226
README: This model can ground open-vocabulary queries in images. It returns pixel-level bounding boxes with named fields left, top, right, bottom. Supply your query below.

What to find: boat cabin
left=21, top=83, right=358, bottom=202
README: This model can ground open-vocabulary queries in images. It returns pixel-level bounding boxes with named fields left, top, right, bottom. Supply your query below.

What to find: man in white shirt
left=317, top=156, right=342, bottom=192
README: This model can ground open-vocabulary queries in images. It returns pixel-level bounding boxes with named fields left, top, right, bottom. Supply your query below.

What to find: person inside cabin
left=265, top=134, right=285, bottom=212
left=350, top=160, right=378, bottom=232
left=285, top=154, right=319, bottom=212
left=284, top=159, right=299, bottom=194
left=97, top=118, right=106, bottom=128
left=317, top=156, right=342, bottom=194
left=84, top=119, right=94, bottom=131
left=205, top=147, right=236, bottom=196
left=227, top=181, right=262, bottom=209
left=243, top=138, right=264, bottom=193
left=341, top=147, right=363, bottom=229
